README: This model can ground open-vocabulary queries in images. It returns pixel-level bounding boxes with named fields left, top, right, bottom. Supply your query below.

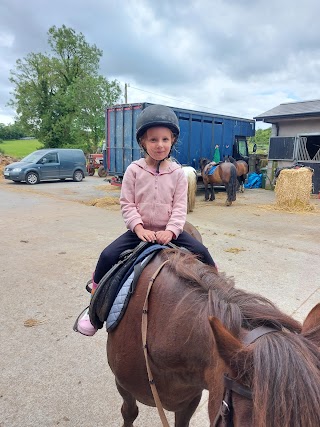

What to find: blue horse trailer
left=104, top=103, right=255, bottom=179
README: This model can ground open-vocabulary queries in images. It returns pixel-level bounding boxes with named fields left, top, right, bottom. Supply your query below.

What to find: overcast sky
left=1, top=0, right=320, bottom=130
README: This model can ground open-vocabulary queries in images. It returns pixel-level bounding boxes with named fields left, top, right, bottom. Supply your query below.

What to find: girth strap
left=141, top=260, right=170, bottom=427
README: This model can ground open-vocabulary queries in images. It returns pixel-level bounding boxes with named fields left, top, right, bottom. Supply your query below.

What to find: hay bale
left=275, top=167, right=313, bottom=211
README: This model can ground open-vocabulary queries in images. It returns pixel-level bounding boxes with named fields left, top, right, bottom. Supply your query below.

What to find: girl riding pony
left=75, top=104, right=216, bottom=336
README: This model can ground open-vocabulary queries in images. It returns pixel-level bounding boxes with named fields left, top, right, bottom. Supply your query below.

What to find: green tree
left=0, top=121, right=25, bottom=140
left=248, top=127, right=271, bottom=154
left=8, top=25, right=121, bottom=151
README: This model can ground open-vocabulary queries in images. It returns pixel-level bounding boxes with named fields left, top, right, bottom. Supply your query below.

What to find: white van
left=3, top=149, right=87, bottom=185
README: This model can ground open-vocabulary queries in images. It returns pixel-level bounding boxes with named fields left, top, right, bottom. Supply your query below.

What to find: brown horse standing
left=226, top=156, right=249, bottom=192
left=105, top=250, right=320, bottom=427
left=199, top=158, right=237, bottom=206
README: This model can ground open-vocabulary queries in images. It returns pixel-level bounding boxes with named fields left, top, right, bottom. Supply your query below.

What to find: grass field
left=0, top=138, right=268, bottom=160
left=0, top=139, right=43, bottom=158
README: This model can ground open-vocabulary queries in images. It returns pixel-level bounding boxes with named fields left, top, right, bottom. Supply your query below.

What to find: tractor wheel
left=88, top=167, right=95, bottom=176
left=98, top=166, right=107, bottom=178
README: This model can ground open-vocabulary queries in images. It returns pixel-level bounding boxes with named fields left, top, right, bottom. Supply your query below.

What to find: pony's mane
left=251, top=332, right=320, bottom=427
left=199, top=157, right=210, bottom=170
left=161, top=249, right=301, bottom=336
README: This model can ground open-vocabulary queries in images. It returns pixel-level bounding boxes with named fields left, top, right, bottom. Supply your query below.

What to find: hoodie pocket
left=138, top=203, right=172, bottom=229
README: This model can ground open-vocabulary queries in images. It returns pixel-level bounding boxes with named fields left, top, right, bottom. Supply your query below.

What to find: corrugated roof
left=254, top=99, right=320, bottom=121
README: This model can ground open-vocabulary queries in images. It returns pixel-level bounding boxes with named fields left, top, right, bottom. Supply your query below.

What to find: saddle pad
left=206, top=164, right=218, bottom=175
left=106, top=256, right=150, bottom=331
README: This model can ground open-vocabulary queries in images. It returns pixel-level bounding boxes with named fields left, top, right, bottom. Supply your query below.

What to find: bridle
left=213, top=326, right=279, bottom=427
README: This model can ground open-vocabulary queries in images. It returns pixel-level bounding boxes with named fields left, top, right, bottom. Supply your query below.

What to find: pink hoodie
left=120, top=158, right=188, bottom=238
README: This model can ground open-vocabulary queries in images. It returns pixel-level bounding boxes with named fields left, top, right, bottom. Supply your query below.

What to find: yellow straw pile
left=275, top=167, right=314, bottom=211
left=85, top=196, right=120, bottom=207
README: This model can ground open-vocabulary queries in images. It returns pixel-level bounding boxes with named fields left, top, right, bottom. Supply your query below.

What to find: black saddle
left=89, top=241, right=181, bottom=331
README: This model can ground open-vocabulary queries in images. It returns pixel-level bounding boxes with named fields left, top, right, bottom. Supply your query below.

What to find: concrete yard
left=0, top=176, right=319, bottom=426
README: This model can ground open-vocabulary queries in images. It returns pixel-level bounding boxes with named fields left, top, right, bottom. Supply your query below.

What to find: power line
left=127, top=84, right=245, bottom=118
left=129, top=85, right=217, bottom=111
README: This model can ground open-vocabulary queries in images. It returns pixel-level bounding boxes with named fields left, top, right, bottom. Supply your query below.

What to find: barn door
left=296, top=135, right=320, bottom=161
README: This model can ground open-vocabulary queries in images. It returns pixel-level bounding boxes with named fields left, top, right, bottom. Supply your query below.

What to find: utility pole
left=124, top=83, right=128, bottom=103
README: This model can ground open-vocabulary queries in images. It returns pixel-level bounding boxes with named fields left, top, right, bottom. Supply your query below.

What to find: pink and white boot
left=75, top=279, right=98, bottom=336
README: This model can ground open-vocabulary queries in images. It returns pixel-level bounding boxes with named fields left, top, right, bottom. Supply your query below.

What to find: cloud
left=1, top=0, right=320, bottom=129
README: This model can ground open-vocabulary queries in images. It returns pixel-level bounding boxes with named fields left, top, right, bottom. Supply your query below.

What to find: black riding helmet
left=136, top=104, right=180, bottom=143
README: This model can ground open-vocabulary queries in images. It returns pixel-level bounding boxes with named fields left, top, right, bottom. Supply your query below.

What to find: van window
left=41, top=153, right=58, bottom=163
left=21, top=151, right=44, bottom=163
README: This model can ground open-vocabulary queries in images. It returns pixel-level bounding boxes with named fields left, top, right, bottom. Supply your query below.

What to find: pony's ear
left=301, top=303, right=320, bottom=346
left=209, top=316, right=243, bottom=365
left=302, top=303, right=320, bottom=332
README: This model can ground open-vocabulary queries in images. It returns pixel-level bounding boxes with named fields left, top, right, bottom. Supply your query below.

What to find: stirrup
left=73, top=306, right=90, bottom=333
left=85, top=279, right=92, bottom=294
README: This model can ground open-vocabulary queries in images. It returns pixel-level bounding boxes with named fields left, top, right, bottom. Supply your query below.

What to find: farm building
left=254, top=99, right=320, bottom=193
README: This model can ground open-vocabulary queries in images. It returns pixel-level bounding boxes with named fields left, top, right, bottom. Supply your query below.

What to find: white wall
left=278, top=118, right=320, bottom=136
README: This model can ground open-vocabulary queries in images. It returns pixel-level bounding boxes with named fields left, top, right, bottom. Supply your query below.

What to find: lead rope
left=141, top=260, right=170, bottom=427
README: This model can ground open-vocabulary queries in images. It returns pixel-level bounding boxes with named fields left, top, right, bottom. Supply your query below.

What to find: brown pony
left=106, top=250, right=320, bottom=427
left=226, top=156, right=249, bottom=193
left=199, top=158, right=237, bottom=206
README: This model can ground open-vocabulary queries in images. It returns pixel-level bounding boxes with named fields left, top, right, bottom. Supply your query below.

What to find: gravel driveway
left=0, top=176, right=319, bottom=427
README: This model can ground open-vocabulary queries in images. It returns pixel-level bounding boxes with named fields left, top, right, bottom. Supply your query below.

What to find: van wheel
left=25, top=172, right=39, bottom=185
left=73, top=170, right=84, bottom=182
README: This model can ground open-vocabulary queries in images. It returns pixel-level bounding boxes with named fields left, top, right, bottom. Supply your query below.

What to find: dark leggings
left=93, top=230, right=215, bottom=283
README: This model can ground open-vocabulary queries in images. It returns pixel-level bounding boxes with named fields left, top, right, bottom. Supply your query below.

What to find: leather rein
left=141, top=261, right=279, bottom=427
left=141, top=260, right=171, bottom=427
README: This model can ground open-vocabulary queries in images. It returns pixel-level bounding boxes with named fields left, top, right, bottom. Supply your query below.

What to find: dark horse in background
left=199, top=158, right=237, bottom=206
left=105, top=248, right=320, bottom=427
left=225, top=155, right=249, bottom=193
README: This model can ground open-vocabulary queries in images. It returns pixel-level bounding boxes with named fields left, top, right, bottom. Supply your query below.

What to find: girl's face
left=141, top=127, right=174, bottom=161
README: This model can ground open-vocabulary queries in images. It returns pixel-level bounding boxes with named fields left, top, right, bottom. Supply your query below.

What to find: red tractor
left=86, top=153, right=107, bottom=177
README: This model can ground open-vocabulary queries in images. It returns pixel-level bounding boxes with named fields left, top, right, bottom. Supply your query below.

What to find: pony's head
left=199, top=157, right=210, bottom=171
left=209, top=305, right=320, bottom=427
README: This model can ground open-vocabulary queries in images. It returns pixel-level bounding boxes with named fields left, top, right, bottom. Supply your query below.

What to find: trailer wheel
left=98, top=166, right=107, bottom=177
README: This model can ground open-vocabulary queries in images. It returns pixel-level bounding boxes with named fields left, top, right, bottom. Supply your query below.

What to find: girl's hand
left=134, top=225, right=156, bottom=242
left=155, top=230, right=174, bottom=245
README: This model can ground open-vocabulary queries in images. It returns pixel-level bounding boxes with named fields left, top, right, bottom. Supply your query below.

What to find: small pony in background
left=182, top=166, right=197, bottom=213
left=225, top=156, right=249, bottom=192
left=199, top=158, right=237, bottom=206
